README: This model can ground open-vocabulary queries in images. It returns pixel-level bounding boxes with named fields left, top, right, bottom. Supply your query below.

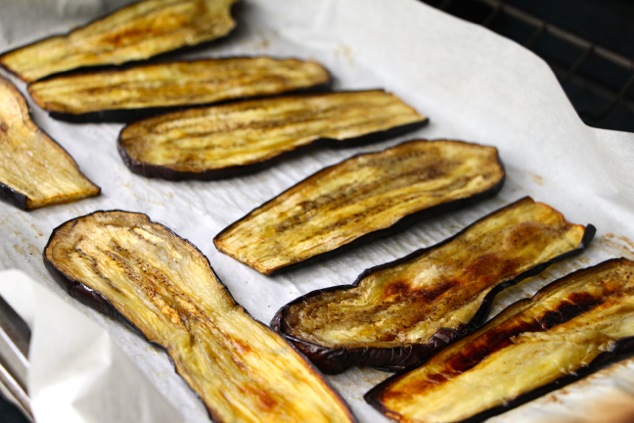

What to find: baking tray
left=1, top=0, right=633, bottom=422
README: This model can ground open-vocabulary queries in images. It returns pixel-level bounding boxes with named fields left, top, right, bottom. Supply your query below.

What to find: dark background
left=420, top=0, right=634, bottom=132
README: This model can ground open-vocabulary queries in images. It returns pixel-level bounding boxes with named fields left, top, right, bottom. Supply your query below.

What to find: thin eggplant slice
left=118, top=90, right=428, bottom=179
left=0, top=0, right=237, bottom=82
left=272, top=197, right=595, bottom=374
left=43, top=211, right=356, bottom=423
left=28, top=57, right=331, bottom=123
left=214, top=139, right=505, bottom=275
left=0, top=77, right=100, bottom=210
left=366, top=258, right=634, bottom=423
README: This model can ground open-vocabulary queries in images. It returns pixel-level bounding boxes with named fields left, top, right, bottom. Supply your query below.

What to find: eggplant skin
left=117, top=90, right=428, bottom=180
left=0, top=76, right=100, bottom=210
left=28, top=57, right=332, bottom=123
left=43, top=210, right=356, bottom=423
left=366, top=258, right=634, bottom=423
left=0, top=0, right=238, bottom=82
left=272, top=197, right=595, bottom=374
left=214, top=139, right=505, bottom=275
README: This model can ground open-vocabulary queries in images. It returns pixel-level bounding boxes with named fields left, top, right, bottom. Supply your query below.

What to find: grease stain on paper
left=529, top=172, right=545, bottom=186
left=599, top=233, right=634, bottom=259
left=335, top=44, right=355, bottom=66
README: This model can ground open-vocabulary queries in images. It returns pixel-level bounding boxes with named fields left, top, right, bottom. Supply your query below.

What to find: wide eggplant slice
left=43, top=211, right=356, bottom=423
left=28, top=57, right=331, bottom=123
left=0, top=0, right=237, bottom=82
left=214, top=139, right=505, bottom=275
left=0, top=77, right=100, bottom=210
left=366, top=258, right=634, bottom=423
left=118, top=90, right=428, bottom=179
left=271, top=197, right=595, bottom=374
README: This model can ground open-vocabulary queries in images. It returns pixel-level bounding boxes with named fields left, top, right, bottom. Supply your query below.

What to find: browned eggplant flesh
left=0, top=0, right=237, bottom=82
left=118, top=90, right=428, bottom=179
left=272, top=197, right=595, bottom=374
left=366, top=258, right=634, bottom=423
left=214, top=139, right=505, bottom=275
left=0, top=76, right=100, bottom=210
left=43, top=211, right=355, bottom=423
left=28, top=57, right=331, bottom=122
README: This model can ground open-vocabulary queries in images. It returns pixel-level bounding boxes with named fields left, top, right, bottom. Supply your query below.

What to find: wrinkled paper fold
left=0, top=270, right=183, bottom=423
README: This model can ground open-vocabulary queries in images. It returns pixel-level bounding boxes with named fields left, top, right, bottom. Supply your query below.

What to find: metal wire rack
left=422, top=0, right=634, bottom=132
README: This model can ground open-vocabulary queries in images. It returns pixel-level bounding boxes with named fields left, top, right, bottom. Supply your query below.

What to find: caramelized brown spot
left=384, top=280, right=456, bottom=302
left=537, top=292, right=603, bottom=330
left=245, top=385, right=279, bottom=411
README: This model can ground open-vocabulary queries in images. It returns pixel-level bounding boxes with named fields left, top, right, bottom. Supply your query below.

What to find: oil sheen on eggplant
left=366, top=258, right=634, bottom=423
left=117, top=90, right=428, bottom=179
left=0, top=76, right=100, bottom=210
left=28, top=57, right=331, bottom=122
left=214, top=139, right=505, bottom=275
left=272, top=197, right=594, bottom=374
left=43, top=211, right=355, bottom=423
left=0, top=0, right=237, bottom=82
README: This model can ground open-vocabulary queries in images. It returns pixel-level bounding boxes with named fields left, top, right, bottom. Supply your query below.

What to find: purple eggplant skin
left=364, top=258, right=634, bottom=423
left=215, top=139, right=505, bottom=275
left=42, top=211, right=154, bottom=336
left=448, top=339, right=634, bottom=423
left=35, top=63, right=334, bottom=124
left=45, top=81, right=330, bottom=124
left=0, top=0, right=240, bottom=83
left=0, top=76, right=101, bottom=211
left=117, top=117, right=429, bottom=181
left=0, top=184, right=29, bottom=211
left=42, top=210, right=357, bottom=423
left=271, top=199, right=596, bottom=374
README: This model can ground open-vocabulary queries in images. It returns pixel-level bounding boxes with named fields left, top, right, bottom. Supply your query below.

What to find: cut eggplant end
left=117, top=89, right=428, bottom=179
left=0, top=0, right=238, bottom=82
left=366, top=258, right=634, bottom=423
left=28, top=57, right=332, bottom=121
left=215, top=139, right=505, bottom=275
left=0, top=76, right=100, bottom=210
left=43, top=210, right=356, bottom=423
left=272, top=197, right=594, bottom=373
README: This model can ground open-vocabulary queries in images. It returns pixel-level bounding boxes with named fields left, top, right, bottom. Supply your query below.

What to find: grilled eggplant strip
left=0, top=77, right=100, bottom=210
left=118, top=90, right=428, bottom=179
left=272, top=197, right=595, bottom=374
left=366, top=258, right=634, bottom=423
left=28, top=57, right=331, bottom=123
left=43, top=211, right=356, bottom=423
left=0, top=0, right=237, bottom=82
left=214, top=139, right=505, bottom=275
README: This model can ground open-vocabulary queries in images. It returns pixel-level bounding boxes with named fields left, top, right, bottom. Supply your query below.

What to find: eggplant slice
left=43, top=211, right=356, bottom=423
left=0, top=0, right=237, bottom=82
left=366, top=258, right=634, bottom=423
left=0, top=77, right=100, bottom=210
left=28, top=57, right=331, bottom=123
left=214, top=139, right=505, bottom=275
left=272, top=197, right=595, bottom=374
left=118, top=90, right=428, bottom=179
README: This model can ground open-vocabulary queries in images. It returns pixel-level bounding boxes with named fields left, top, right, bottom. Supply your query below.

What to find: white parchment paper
left=0, top=270, right=184, bottom=423
left=1, top=0, right=633, bottom=422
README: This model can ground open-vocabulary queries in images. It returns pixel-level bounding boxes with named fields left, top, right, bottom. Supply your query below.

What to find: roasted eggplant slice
left=43, top=211, right=356, bottom=423
left=0, top=77, right=100, bottom=210
left=0, top=0, right=237, bottom=82
left=214, top=139, right=505, bottom=275
left=366, top=258, right=634, bottom=423
left=272, top=197, right=595, bottom=374
left=28, top=57, right=331, bottom=122
left=118, top=90, right=428, bottom=179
